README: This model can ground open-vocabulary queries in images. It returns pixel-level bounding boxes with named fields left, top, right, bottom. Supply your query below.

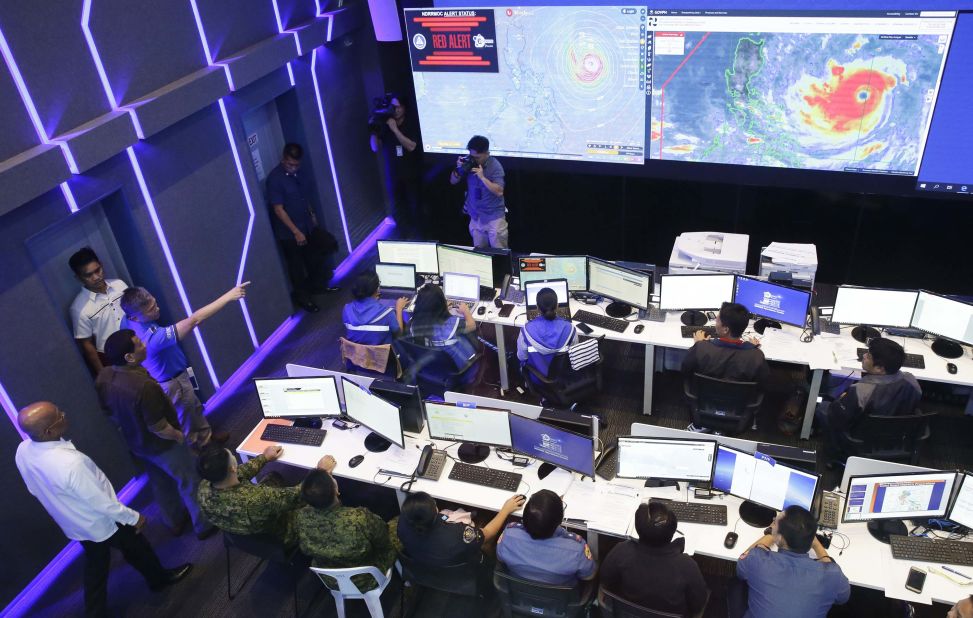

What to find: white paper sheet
left=563, top=481, right=640, bottom=537
left=881, top=552, right=933, bottom=605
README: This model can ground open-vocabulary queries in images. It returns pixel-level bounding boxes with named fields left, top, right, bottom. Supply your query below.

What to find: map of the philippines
left=649, top=32, right=948, bottom=174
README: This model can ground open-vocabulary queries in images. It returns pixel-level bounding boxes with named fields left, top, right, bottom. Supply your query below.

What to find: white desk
left=238, top=418, right=972, bottom=606
left=475, top=296, right=973, bottom=439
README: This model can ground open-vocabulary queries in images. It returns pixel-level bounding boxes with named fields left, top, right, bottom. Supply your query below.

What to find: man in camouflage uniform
left=295, top=463, right=396, bottom=592
left=196, top=445, right=331, bottom=547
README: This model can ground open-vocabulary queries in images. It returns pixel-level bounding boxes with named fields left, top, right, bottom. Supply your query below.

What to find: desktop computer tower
left=370, top=380, right=424, bottom=433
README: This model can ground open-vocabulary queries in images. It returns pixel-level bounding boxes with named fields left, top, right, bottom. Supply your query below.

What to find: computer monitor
left=375, top=262, right=417, bottom=292
left=444, top=391, right=544, bottom=419
left=442, top=272, right=480, bottom=302
left=616, top=436, right=717, bottom=486
left=948, top=471, right=973, bottom=530
left=475, top=247, right=512, bottom=288
left=376, top=240, right=439, bottom=275
left=733, top=276, right=812, bottom=331
left=910, top=290, right=973, bottom=359
left=524, top=278, right=569, bottom=308
left=509, top=414, right=595, bottom=478
left=518, top=256, right=589, bottom=292
left=423, top=400, right=512, bottom=463
left=254, top=376, right=341, bottom=422
left=831, top=286, right=919, bottom=343
left=587, top=257, right=652, bottom=317
left=712, top=444, right=820, bottom=527
left=843, top=471, right=958, bottom=543
left=437, top=245, right=494, bottom=289
left=340, top=377, right=404, bottom=452
left=659, top=274, right=736, bottom=326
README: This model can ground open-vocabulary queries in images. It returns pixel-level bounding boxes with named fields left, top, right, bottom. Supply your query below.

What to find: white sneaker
left=686, top=423, right=711, bottom=433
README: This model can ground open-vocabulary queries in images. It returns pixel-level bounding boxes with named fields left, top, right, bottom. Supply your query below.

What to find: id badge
left=186, top=366, right=200, bottom=390
left=396, top=145, right=404, bottom=157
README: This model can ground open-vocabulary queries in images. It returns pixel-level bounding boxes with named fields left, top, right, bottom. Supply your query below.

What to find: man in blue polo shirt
left=682, top=301, right=768, bottom=432
left=731, top=505, right=849, bottom=618
left=120, top=283, right=248, bottom=448
left=449, top=135, right=508, bottom=249
left=342, top=271, right=408, bottom=346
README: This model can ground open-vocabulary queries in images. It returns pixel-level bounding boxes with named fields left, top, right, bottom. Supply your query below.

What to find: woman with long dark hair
left=408, top=284, right=479, bottom=372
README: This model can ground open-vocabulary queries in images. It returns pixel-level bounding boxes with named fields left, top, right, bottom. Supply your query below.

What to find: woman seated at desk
left=408, top=284, right=481, bottom=379
left=517, top=287, right=578, bottom=379
left=342, top=270, right=408, bottom=345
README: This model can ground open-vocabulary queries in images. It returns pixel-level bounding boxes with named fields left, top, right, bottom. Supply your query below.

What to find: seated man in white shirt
left=15, top=401, right=192, bottom=617
left=68, top=247, right=129, bottom=377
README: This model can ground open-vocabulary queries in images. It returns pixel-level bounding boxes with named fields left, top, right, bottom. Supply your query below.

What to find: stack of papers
left=563, top=480, right=641, bottom=537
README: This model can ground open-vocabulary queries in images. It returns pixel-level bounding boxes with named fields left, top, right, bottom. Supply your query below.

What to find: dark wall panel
left=279, top=0, right=319, bottom=29
left=196, top=0, right=280, bottom=60
left=0, top=63, right=40, bottom=161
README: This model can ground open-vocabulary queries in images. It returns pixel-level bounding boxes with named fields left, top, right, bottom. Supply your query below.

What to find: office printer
left=669, top=231, right=749, bottom=274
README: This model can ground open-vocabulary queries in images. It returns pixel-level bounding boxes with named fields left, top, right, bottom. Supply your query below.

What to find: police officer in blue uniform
left=342, top=271, right=408, bottom=346
left=497, top=489, right=596, bottom=586
left=517, top=287, right=578, bottom=378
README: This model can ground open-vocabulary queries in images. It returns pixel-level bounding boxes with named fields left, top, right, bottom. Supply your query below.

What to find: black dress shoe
left=296, top=299, right=319, bottom=313
left=150, top=563, right=193, bottom=591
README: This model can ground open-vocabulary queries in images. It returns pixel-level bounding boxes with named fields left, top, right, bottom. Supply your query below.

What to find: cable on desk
left=828, top=530, right=851, bottom=556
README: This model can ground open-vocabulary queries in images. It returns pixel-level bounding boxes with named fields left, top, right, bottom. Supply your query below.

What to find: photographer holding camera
left=369, top=94, right=422, bottom=235
left=449, top=135, right=508, bottom=249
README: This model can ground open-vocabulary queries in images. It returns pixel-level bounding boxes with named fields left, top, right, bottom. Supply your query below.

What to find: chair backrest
left=493, top=565, right=581, bottom=618
left=310, top=565, right=388, bottom=596
left=339, top=337, right=393, bottom=375
left=222, top=531, right=290, bottom=564
left=861, top=378, right=922, bottom=417
left=849, top=412, right=936, bottom=452
left=599, top=587, right=683, bottom=618
left=393, top=337, right=462, bottom=381
left=397, top=552, right=481, bottom=597
left=691, top=373, right=759, bottom=415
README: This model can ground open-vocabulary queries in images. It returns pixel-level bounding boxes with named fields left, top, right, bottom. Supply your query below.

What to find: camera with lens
left=368, top=93, right=397, bottom=134
left=457, top=155, right=476, bottom=174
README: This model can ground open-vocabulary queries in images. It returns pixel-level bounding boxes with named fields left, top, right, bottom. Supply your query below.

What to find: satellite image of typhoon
left=649, top=32, right=948, bottom=173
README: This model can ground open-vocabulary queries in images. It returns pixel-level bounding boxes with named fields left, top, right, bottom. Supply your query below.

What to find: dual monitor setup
left=843, top=470, right=973, bottom=544
left=616, top=437, right=819, bottom=528
left=254, top=375, right=595, bottom=478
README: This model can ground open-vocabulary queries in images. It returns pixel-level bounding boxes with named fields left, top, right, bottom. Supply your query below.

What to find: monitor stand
left=681, top=310, right=707, bottom=326
left=753, top=318, right=781, bottom=334
left=931, top=337, right=964, bottom=359
left=538, top=462, right=558, bottom=480
left=867, top=519, right=908, bottom=544
left=458, top=443, right=490, bottom=464
left=851, top=325, right=881, bottom=343
left=739, top=501, right=777, bottom=528
left=293, top=417, right=323, bottom=429
left=364, top=432, right=392, bottom=453
left=644, top=479, right=679, bottom=489
left=605, top=302, right=633, bottom=318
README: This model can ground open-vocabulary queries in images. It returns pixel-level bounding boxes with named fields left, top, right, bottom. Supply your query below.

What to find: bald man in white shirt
left=15, top=401, right=192, bottom=618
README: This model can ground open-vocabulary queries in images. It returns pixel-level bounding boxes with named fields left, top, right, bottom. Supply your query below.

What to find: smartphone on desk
left=905, top=567, right=926, bottom=594
left=576, top=322, right=594, bottom=335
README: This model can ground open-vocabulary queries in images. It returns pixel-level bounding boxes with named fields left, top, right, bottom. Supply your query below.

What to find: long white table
left=238, top=418, right=973, bottom=606
left=474, top=295, right=973, bottom=439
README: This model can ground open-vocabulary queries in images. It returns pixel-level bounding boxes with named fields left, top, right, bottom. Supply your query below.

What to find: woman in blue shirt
left=517, top=287, right=578, bottom=378
left=342, top=271, right=407, bottom=346
left=408, top=284, right=479, bottom=375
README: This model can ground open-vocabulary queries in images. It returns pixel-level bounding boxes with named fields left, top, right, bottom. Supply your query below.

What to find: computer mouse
left=348, top=454, right=365, bottom=468
left=948, top=362, right=958, bottom=374
left=634, top=324, right=645, bottom=334
left=724, top=532, right=739, bottom=549
left=477, top=306, right=487, bottom=316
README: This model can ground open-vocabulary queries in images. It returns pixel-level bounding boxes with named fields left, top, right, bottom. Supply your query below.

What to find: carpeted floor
left=21, top=243, right=973, bottom=617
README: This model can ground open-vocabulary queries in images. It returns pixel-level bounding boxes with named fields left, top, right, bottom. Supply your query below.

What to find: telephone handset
left=416, top=445, right=447, bottom=481
left=810, top=306, right=822, bottom=336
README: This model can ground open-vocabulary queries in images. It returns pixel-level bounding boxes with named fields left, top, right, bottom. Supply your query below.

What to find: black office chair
left=522, top=349, right=602, bottom=409
left=392, top=336, right=484, bottom=398
left=683, top=372, right=763, bottom=436
left=835, top=411, right=936, bottom=465
left=397, top=552, right=488, bottom=617
left=222, top=531, right=308, bottom=615
left=493, top=563, right=595, bottom=618
left=597, top=588, right=684, bottom=618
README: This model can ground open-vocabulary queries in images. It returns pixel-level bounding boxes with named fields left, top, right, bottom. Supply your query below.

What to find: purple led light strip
left=0, top=24, right=80, bottom=211
left=310, top=48, right=354, bottom=252
left=217, top=100, right=259, bottom=348
left=188, top=0, right=236, bottom=90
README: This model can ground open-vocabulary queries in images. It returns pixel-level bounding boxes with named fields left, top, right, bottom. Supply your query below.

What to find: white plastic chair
left=309, top=565, right=393, bottom=618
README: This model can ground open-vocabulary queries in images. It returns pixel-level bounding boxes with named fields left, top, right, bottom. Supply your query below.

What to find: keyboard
left=856, top=348, right=925, bottom=369
left=480, top=286, right=497, bottom=301
left=572, top=309, right=629, bottom=333
left=889, top=535, right=973, bottom=567
left=447, top=462, right=522, bottom=492
left=449, top=300, right=477, bottom=314
left=818, top=318, right=841, bottom=335
left=681, top=325, right=717, bottom=339
left=526, top=307, right=572, bottom=321
left=649, top=499, right=728, bottom=526
left=645, top=307, right=667, bottom=322
left=260, top=424, right=327, bottom=447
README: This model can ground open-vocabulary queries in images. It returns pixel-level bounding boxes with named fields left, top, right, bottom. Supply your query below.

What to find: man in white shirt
left=68, top=247, right=129, bottom=377
left=15, top=401, right=192, bottom=617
